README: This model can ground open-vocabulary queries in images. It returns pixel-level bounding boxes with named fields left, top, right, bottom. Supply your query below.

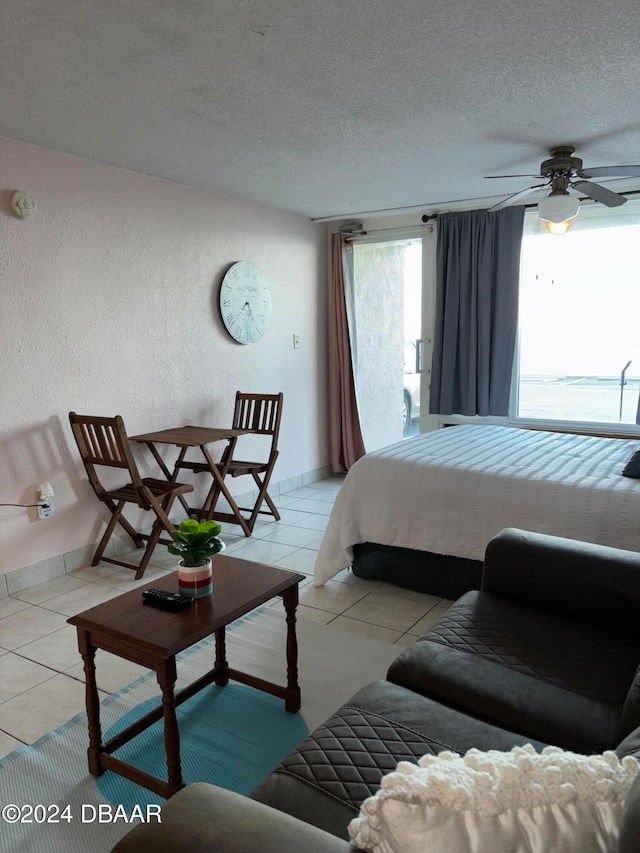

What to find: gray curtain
left=429, top=206, right=525, bottom=417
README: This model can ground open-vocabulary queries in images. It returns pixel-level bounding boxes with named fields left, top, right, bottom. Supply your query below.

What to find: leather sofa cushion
left=112, top=783, right=352, bottom=853
left=387, top=591, right=640, bottom=754
left=616, top=725, right=640, bottom=762
left=619, top=770, right=640, bottom=853
left=613, top=725, right=640, bottom=853
left=621, top=663, right=640, bottom=737
left=250, top=679, right=547, bottom=841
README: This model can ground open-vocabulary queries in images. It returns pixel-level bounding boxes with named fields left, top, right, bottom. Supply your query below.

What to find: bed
left=314, top=424, right=640, bottom=598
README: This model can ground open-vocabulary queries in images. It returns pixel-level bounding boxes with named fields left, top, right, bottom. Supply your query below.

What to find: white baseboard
left=2, top=465, right=334, bottom=597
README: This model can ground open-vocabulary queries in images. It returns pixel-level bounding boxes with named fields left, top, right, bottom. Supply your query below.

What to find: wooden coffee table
left=68, top=555, right=305, bottom=798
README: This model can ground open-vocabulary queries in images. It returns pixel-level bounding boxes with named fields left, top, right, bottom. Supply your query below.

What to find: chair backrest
left=69, top=412, right=143, bottom=497
left=232, top=392, right=283, bottom=448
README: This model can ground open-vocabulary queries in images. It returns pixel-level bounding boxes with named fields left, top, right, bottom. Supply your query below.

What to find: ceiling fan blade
left=572, top=180, right=628, bottom=207
left=484, top=174, right=543, bottom=179
left=580, top=165, right=640, bottom=178
left=488, top=184, right=546, bottom=212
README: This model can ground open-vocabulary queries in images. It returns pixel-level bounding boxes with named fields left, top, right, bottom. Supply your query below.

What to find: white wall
left=0, top=138, right=328, bottom=576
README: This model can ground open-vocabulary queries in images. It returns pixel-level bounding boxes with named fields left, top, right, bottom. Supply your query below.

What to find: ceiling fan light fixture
left=537, top=191, right=580, bottom=224
left=545, top=219, right=574, bottom=236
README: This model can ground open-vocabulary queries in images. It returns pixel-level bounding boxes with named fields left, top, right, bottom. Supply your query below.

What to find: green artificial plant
left=168, top=519, right=223, bottom=567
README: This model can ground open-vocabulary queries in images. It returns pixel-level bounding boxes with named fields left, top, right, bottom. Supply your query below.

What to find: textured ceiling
left=2, top=0, right=640, bottom=218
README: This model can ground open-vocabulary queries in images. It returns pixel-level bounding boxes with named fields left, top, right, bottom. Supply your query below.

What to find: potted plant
left=169, top=519, right=225, bottom=598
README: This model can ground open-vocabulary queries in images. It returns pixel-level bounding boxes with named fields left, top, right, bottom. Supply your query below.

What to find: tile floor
left=0, top=477, right=453, bottom=758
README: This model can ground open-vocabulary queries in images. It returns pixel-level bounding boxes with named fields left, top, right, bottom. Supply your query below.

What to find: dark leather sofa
left=114, top=528, right=640, bottom=852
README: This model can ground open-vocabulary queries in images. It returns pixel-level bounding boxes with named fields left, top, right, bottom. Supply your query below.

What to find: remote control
left=142, top=588, right=192, bottom=610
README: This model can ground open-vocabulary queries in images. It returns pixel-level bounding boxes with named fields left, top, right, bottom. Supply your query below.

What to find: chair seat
left=175, top=459, right=266, bottom=477
left=174, top=460, right=209, bottom=473
left=102, top=478, right=192, bottom=504
left=175, top=460, right=267, bottom=476
left=226, top=460, right=267, bottom=477
left=141, top=477, right=193, bottom=496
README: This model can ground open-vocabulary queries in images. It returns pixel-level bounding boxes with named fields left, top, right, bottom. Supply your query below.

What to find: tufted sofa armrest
left=481, top=528, right=640, bottom=636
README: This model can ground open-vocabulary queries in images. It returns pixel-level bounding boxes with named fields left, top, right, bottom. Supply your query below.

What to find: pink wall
left=0, top=138, right=328, bottom=576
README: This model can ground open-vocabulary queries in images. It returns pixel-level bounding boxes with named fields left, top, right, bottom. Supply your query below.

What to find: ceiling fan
left=486, top=146, right=640, bottom=216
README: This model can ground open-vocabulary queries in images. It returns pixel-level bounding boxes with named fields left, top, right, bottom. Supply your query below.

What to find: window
left=512, top=199, right=640, bottom=432
left=351, top=237, right=423, bottom=451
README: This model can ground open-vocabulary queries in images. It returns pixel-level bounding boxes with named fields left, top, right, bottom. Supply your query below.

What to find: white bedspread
left=314, top=424, right=640, bottom=586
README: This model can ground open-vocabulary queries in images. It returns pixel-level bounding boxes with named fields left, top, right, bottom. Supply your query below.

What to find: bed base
left=352, top=543, right=483, bottom=600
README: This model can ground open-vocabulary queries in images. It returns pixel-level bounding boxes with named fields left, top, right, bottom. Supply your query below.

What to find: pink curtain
left=329, top=234, right=366, bottom=472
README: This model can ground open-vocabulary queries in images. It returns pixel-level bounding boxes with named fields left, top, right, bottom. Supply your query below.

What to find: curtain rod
left=312, top=196, right=487, bottom=222
left=315, top=189, right=640, bottom=224
left=420, top=190, right=640, bottom=221
left=343, top=190, right=640, bottom=237
left=342, top=223, right=433, bottom=242
left=419, top=193, right=640, bottom=222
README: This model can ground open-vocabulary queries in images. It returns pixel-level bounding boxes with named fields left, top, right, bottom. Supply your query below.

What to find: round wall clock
left=219, top=261, right=272, bottom=344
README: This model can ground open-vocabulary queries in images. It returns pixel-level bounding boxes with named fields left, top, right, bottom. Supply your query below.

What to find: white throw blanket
left=348, top=745, right=640, bottom=853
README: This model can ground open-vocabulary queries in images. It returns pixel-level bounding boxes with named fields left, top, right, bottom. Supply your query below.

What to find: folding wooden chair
left=189, top=393, right=283, bottom=534
left=69, top=412, right=194, bottom=579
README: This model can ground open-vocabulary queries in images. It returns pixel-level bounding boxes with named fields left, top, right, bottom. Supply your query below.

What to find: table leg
left=282, top=585, right=301, bottom=713
left=200, top=437, right=237, bottom=517
left=78, top=630, right=103, bottom=775
left=145, top=441, right=173, bottom=480
left=200, top=446, right=223, bottom=519
left=200, top=444, right=251, bottom=536
left=215, top=627, right=229, bottom=686
left=157, top=658, right=184, bottom=795
left=146, top=442, right=192, bottom=515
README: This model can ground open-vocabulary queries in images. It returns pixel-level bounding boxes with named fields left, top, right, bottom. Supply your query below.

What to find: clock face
left=219, top=262, right=272, bottom=344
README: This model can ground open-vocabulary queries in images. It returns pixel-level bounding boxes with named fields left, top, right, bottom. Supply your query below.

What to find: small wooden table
left=68, top=556, right=305, bottom=798
left=130, top=425, right=253, bottom=535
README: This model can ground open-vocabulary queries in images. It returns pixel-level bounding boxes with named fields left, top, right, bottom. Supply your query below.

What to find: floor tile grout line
left=6, top=580, right=126, bottom=612
left=4, top=649, right=76, bottom=678
left=0, top=727, right=28, bottom=745
left=0, top=477, right=442, bottom=753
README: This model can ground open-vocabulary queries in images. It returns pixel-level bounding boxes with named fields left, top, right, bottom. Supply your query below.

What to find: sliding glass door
left=351, top=237, right=426, bottom=452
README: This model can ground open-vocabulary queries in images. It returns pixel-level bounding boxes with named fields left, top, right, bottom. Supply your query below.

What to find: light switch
left=293, top=334, right=300, bottom=349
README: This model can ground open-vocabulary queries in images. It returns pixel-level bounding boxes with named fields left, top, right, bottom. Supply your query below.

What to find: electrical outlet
left=38, top=501, right=53, bottom=520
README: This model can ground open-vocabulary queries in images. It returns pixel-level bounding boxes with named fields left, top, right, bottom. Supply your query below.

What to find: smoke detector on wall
left=9, top=190, right=36, bottom=219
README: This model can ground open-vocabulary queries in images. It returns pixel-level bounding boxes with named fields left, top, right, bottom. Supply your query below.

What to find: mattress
left=314, top=424, right=640, bottom=586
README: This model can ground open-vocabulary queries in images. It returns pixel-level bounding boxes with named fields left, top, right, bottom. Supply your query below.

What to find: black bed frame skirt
left=352, top=542, right=483, bottom=601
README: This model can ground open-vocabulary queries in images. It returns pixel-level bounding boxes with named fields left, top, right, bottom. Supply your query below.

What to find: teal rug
left=0, top=607, right=399, bottom=852
left=97, top=682, right=308, bottom=812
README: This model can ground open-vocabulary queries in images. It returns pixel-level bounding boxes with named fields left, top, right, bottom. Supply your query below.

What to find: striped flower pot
left=178, top=560, right=212, bottom=598
left=177, top=542, right=225, bottom=598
